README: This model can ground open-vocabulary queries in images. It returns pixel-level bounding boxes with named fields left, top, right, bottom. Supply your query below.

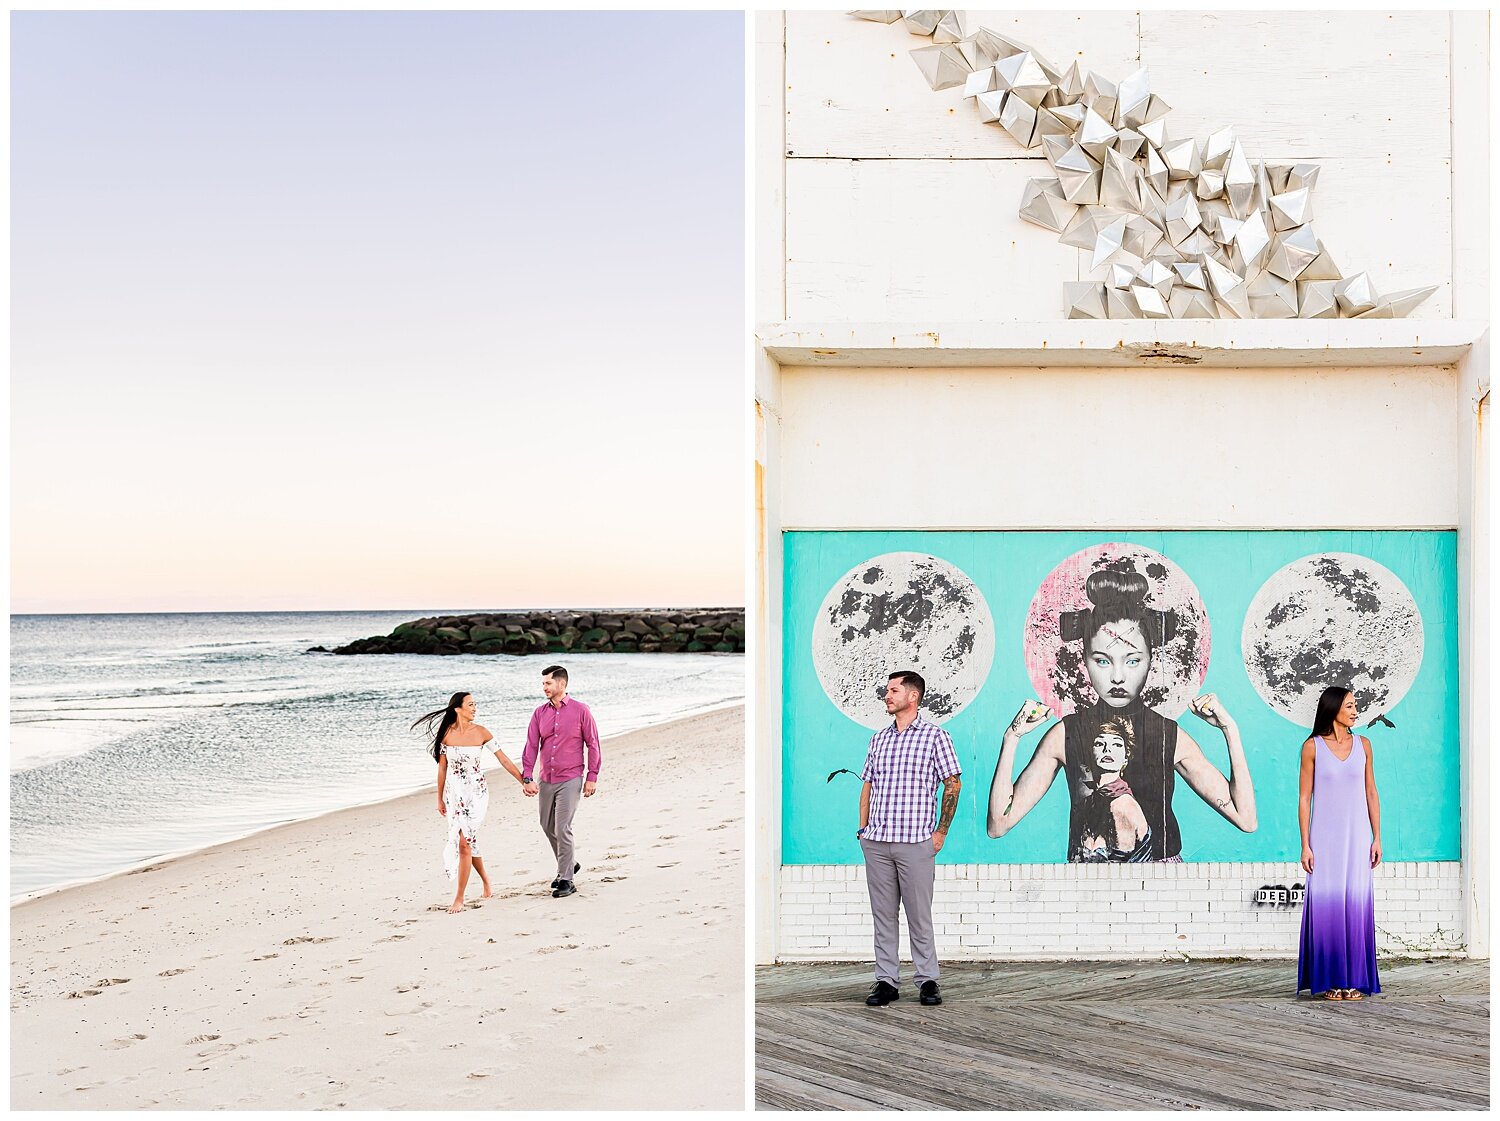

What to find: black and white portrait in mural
left=1242, top=552, right=1424, bottom=727
left=811, top=552, right=995, bottom=730
left=986, top=543, right=1258, bottom=862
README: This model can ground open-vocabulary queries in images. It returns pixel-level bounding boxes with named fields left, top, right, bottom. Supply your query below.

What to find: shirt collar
left=548, top=694, right=570, bottom=710
left=886, top=712, right=928, bottom=734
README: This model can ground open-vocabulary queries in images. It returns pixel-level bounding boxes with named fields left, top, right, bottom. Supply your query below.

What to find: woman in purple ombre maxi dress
left=1297, top=686, right=1383, bottom=1000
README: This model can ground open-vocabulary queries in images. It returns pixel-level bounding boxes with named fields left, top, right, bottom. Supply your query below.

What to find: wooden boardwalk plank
left=756, top=960, right=1488, bottom=1111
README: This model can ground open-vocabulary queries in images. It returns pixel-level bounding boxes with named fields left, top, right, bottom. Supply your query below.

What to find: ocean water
left=10, top=611, right=744, bottom=899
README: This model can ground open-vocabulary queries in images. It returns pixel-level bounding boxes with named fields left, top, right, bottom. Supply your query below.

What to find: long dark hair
left=412, top=691, right=470, bottom=762
left=1059, top=569, right=1177, bottom=655
left=1311, top=686, right=1353, bottom=737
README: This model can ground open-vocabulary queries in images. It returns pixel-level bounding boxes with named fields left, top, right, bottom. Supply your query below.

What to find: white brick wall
left=778, top=862, right=1465, bottom=960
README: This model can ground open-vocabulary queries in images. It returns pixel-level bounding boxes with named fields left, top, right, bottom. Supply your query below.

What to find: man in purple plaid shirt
left=857, top=670, right=963, bottom=1007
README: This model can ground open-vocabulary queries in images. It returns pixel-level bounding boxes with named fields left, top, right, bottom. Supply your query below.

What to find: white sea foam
left=11, top=611, right=744, bottom=897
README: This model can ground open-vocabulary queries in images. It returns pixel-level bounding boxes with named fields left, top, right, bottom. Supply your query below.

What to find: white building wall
left=778, top=364, right=1461, bottom=530
left=755, top=10, right=1488, bottom=963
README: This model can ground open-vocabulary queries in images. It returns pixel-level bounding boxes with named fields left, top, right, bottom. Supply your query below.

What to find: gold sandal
left=1325, top=989, right=1344, bottom=1001
left=1344, top=989, right=1364, bottom=1001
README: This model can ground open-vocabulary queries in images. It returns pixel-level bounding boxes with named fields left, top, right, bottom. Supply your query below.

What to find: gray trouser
left=539, top=778, right=584, bottom=879
left=860, top=837, right=938, bottom=987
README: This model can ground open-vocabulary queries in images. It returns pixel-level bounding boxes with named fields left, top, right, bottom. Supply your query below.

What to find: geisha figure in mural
left=987, top=560, right=1257, bottom=862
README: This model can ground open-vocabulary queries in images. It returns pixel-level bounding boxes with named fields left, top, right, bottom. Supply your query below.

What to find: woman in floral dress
left=413, top=691, right=526, bottom=913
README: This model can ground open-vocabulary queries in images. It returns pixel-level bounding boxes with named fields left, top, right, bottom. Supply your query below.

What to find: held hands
left=1008, top=699, right=1050, bottom=736
left=522, top=781, right=539, bottom=798
left=1301, top=846, right=1314, bottom=875
left=583, top=781, right=598, bottom=798
left=1371, top=839, right=1382, bottom=868
left=1189, top=693, right=1235, bottom=730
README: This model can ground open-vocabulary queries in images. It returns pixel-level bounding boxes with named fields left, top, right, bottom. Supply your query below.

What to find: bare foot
left=481, top=886, right=493, bottom=899
left=448, top=900, right=465, bottom=914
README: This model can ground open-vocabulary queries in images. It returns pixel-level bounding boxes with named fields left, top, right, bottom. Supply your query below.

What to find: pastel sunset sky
left=12, top=11, right=744, bottom=613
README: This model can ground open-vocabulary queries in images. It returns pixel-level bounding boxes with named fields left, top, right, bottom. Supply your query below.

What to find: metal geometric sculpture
left=850, top=11, right=1439, bottom=319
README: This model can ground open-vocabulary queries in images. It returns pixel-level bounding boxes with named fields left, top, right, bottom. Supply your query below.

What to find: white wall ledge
left=760, top=319, right=1485, bottom=369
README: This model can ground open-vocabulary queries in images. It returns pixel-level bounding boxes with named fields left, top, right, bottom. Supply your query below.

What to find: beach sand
left=11, top=706, right=744, bottom=1110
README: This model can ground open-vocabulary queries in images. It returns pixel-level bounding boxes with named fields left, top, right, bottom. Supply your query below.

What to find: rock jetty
left=329, top=609, right=745, bottom=656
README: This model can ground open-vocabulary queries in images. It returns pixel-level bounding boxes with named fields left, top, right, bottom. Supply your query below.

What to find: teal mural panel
left=781, top=531, right=1459, bottom=866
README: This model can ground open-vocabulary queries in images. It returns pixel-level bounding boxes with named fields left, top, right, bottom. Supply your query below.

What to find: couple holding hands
left=414, top=665, right=602, bottom=913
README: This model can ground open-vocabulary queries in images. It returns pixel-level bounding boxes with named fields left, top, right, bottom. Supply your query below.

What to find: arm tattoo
left=938, top=777, right=961, bottom=832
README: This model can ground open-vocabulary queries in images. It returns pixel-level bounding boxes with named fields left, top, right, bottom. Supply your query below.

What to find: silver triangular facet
left=932, top=10, right=966, bottom=42
left=995, top=51, right=1053, bottom=108
left=1334, top=273, right=1379, bottom=315
left=1297, top=280, right=1340, bottom=319
left=962, top=65, right=998, bottom=98
left=1299, top=241, right=1343, bottom=282
left=1269, top=187, right=1313, bottom=230
left=1162, top=138, right=1202, bottom=181
left=1169, top=287, right=1218, bottom=318
left=910, top=43, right=972, bottom=90
left=1064, top=281, right=1109, bottom=319
left=1224, top=142, right=1257, bottom=218
left=901, top=10, right=944, bottom=36
left=1018, top=178, right=1079, bottom=233
left=1385, top=285, right=1439, bottom=317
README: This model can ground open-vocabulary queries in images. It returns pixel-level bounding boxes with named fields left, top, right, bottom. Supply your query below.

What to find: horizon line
left=11, top=605, right=749, bottom=619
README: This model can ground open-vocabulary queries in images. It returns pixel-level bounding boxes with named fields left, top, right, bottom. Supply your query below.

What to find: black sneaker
left=552, top=880, right=577, bottom=899
left=919, top=980, right=942, bottom=1006
left=550, top=862, right=581, bottom=890
left=865, top=980, right=899, bottom=1006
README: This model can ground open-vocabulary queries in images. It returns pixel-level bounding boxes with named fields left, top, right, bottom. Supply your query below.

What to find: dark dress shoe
left=550, top=863, right=581, bottom=890
left=919, top=981, right=942, bottom=1006
left=865, top=981, right=899, bottom=1006
left=552, top=880, right=577, bottom=898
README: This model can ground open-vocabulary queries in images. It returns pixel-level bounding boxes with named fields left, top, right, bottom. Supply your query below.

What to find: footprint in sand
left=187, top=1034, right=221, bottom=1045
left=67, top=990, right=103, bottom=999
left=659, top=835, right=679, bottom=840
left=709, top=824, right=729, bottom=831
left=537, top=944, right=580, bottom=954
left=376, top=935, right=408, bottom=944
left=396, top=983, right=421, bottom=993
left=105, top=1034, right=147, bottom=1049
left=158, top=968, right=190, bottom=977
left=253, top=953, right=279, bottom=961
left=601, top=876, right=628, bottom=883
left=95, top=978, right=130, bottom=987
left=282, top=936, right=336, bottom=945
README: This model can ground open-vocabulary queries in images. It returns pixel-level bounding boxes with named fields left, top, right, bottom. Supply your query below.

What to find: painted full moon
left=1023, top=543, right=1211, bottom=719
left=1242, top=552, right=1423, bottom=727
left=812, top=552, right=995, bottom=729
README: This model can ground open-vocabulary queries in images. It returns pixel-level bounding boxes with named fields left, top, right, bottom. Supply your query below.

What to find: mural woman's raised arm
left=1174, top=694, right=1257, bottom=832
left=987, top=703, right=1064, bottom=839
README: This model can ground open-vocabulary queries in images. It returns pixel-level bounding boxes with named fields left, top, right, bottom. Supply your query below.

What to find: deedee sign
left=1254, top=884, right=1306, bottom=908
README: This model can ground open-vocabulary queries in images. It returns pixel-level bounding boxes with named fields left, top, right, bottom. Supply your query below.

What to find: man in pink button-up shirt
left=521, top=665, right=601, bottom=898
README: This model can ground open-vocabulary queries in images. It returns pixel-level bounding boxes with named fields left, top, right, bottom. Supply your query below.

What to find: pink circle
left=1024, top=543, right=1212, bottom=719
